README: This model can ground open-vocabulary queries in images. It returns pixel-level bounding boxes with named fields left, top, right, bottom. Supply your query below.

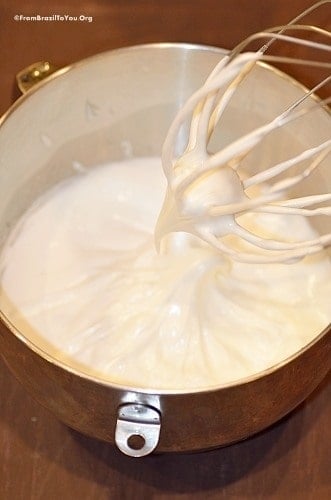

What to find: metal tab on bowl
left=16, top=61, right=59, bottom=94
left=115, top=403, right=161, bottom=457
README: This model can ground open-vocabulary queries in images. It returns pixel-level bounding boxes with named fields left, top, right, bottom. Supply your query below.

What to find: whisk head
left=156, top=0, right=331, bottom=264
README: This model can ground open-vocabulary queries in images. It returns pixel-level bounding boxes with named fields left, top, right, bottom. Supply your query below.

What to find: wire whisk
left=156, top=0, right=331, bottom=263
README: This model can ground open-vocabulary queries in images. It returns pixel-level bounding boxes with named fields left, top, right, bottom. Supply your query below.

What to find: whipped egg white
left=0, top=157, right=330, bottom=389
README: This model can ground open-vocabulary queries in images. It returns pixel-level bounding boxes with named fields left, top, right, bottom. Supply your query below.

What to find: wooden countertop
left=0, top=1, right=330, bottom=498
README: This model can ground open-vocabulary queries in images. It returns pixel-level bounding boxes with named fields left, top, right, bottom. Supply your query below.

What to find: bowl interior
left=0, top=44, right=330, bottom=387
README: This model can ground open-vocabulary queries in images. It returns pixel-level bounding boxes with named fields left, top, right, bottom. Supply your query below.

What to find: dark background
left=0, top=1, right=330, bottom=499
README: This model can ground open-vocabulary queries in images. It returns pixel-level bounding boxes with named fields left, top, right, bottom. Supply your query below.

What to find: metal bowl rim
left=0, top=42, right=330, bottom=395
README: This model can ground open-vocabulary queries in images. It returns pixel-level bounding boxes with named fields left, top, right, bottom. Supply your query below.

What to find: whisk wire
left=157, top=1, right=331, bottom=264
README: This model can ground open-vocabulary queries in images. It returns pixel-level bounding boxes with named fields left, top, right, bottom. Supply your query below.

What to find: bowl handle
left=115, top=403, right=161, bottom=457
left=16, top=61, right=59, bottom=94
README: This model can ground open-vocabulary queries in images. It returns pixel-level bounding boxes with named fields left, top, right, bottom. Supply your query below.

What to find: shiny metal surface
left=0, top=44, right=330, bottom=455
left=16, top=61, right=59, bottom=94
left=115, top=404, right=161, bottom=457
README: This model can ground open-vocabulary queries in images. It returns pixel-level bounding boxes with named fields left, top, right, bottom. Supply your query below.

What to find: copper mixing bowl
left=0, top=44, right=330, bottom=457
